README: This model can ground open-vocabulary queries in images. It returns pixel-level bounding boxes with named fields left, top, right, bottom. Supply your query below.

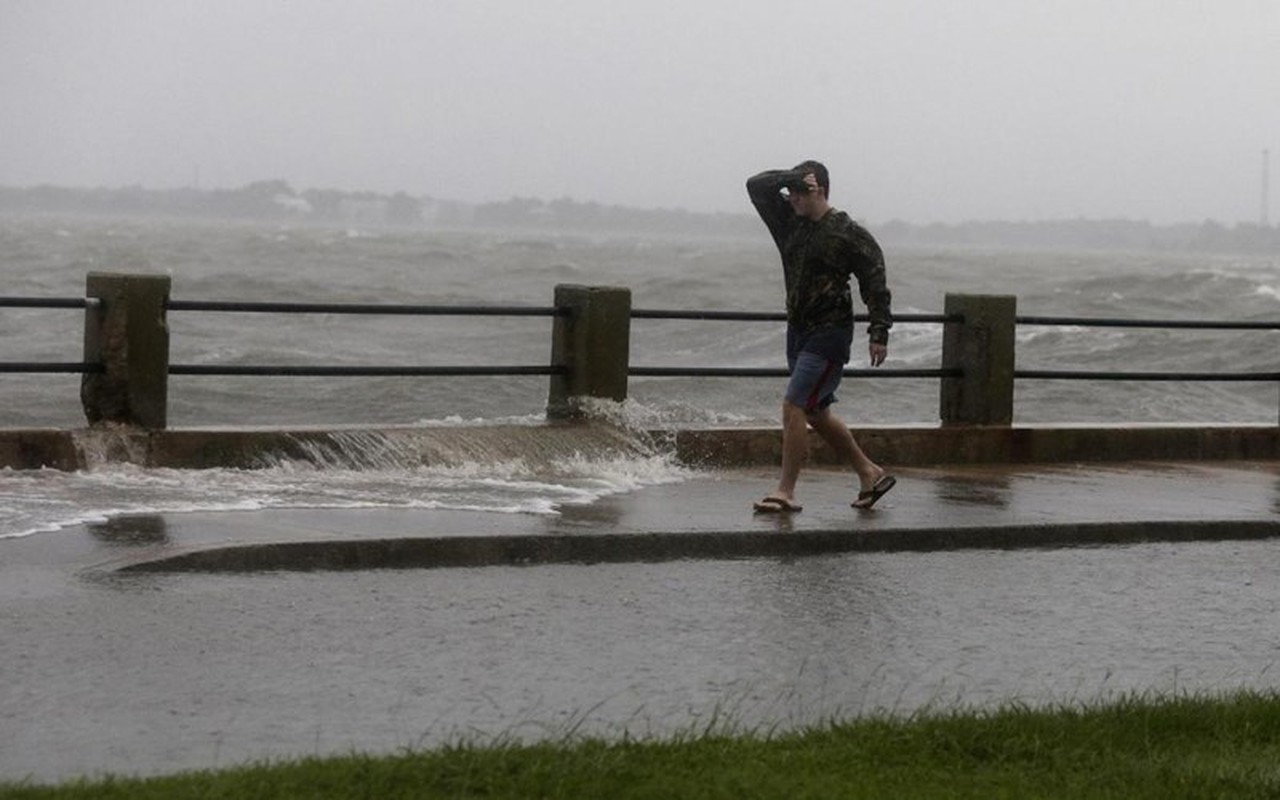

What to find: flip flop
left=753, top=496, right=802, bottom=514
left=852, top=475, right=897, bottom=510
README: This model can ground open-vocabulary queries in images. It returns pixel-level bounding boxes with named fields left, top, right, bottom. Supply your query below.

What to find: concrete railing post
left=547, top=284, right=631, bottom=420
left=940, top=293, right=1016, bottom=426
left=81, top=272, right=172, bottom=430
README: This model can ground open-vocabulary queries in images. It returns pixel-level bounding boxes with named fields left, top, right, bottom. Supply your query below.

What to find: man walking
left=746, top=160, right=896, bottom=512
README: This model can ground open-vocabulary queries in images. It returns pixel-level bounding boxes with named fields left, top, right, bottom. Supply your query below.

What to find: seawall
left=1, top=423, right=1276, bottom=471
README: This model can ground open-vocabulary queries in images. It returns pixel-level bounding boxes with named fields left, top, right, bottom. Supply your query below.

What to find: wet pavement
left=3, top=461, right=1280, bottom=783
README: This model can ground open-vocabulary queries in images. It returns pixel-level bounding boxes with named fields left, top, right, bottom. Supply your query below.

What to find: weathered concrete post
left=547, top=284, right=631, bottom=419
left=940, top=293, right=1016, bottom=426
left=81, top=273, right=171, bottom=429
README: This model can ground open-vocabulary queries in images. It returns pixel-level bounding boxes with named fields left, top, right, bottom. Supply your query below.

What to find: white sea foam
left=411, top=413, right=547, bottom=427
left=0, top=443, right=693, bottom=540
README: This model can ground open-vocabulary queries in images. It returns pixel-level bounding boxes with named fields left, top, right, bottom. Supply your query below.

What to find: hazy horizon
left=4, top=179, right=1277, bottom=232
left=4, top=1, right=1277, bottom=226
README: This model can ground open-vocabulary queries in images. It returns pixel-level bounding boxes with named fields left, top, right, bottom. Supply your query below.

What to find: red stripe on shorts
left=805, top=358, right=839, bottom=412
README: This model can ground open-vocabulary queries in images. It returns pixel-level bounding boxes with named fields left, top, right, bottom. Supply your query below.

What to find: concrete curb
left=112, top=519, right=1280, bottom=574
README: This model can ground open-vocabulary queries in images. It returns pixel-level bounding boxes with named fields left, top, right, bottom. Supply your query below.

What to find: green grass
left=7, top=691, right=1280, bottom=799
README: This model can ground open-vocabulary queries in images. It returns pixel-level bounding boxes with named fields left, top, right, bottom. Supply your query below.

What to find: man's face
left=786, top=185, right=819, bottom=218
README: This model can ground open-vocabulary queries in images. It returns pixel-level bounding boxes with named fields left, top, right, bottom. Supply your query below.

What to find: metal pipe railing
left=1016, top=369, right=1280, bottom=381
left=168, top=364, right=564, bottom=377
left=1013, top=316, right=1279, bottom=383
left=166, top=299, right=564, bottom=317
left=0, top=297, right=98, bottom=309
left=1, top=287, right=1276, bottom=427
left=632, top=309, right=955, bottom=324
left=629, top=366, right=960, bottom=379
left=0, top=299, right=1272, bottom=386
left=1016, top=315, right=1280, bottom=330
left=0, top=298, right=102, bottom=374
left=0, top=362, right=103, bottom=374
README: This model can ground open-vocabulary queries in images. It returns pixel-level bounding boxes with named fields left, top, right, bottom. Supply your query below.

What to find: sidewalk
left=24, top=459, right=1279, bottom=575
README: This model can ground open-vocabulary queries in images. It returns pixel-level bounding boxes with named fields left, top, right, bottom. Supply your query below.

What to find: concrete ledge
left=1, top=423, right=1276, bottom=471
left=0, top=429, right=82, bottom=470
left=114, top=519, right=1280, bottom=573
left=0, top=428, right=351, bottom=471
left=672, top=425, right=1280, bottom=467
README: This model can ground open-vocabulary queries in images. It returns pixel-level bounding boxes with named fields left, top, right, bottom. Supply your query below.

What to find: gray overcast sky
left=3, top=0, right=1278, bottom=224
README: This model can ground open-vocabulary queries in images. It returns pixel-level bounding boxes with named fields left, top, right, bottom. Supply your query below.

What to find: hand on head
left=788, top=173, right=818, bottom=195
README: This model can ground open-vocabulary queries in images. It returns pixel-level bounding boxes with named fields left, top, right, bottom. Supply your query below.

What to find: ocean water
left=1, top=215, right=1277, bottom=538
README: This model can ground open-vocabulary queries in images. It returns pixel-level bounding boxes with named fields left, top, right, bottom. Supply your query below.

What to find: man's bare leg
left=769, top=400, right=811, bottom=504
left=807, top=406, right=885, bottom=491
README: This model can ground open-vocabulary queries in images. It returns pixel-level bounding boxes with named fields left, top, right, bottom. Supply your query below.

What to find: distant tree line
left=2, top=181, right=1278, bottom=253
left=0, top=181, right=460, bottom=227
left=877, top=217, right=1280, bottom=254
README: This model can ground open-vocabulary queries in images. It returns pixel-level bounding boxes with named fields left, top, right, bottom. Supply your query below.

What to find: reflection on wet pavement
left=88, top=515, right=170, bottom=546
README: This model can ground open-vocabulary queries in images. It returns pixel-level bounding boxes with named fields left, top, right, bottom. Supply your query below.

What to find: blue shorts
left=785, top=326, right=852, bottom=414
left=785, top=350, right=844, bottom=413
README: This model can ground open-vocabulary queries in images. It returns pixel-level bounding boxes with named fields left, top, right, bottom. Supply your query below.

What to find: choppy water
left=1, top=216, right=1277, bottom=537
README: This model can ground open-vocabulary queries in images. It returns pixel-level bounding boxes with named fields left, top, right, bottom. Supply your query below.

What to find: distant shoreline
left=4, top=182, right=1279, bottom=254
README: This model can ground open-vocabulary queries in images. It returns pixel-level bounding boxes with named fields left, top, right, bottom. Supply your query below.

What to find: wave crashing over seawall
left=1, top=422, right=692, bottom=540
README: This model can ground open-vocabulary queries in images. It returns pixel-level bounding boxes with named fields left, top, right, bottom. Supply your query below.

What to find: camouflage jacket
left=747, top=169, right=892, bottom=345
